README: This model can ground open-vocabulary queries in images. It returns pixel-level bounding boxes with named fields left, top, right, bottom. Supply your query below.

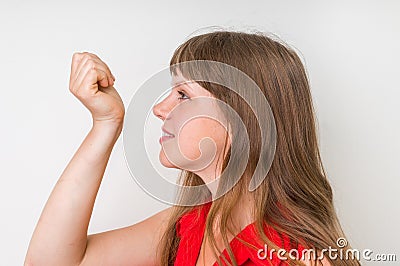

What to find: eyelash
left=177, top=90, right=190, bottom=100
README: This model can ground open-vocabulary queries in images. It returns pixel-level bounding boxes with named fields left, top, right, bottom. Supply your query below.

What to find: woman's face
left=152, top=70, right=230, bottom=178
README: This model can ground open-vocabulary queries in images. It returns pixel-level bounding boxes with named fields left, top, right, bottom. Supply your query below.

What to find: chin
left=159, top=150, right=177, bottom=168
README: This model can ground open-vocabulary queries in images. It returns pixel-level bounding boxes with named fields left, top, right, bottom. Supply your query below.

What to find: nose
left=152, top=98, right=171, bottom=121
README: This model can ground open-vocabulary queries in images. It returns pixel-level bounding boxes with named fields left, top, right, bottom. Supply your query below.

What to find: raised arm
left=24, top=52, right=169, bottom=266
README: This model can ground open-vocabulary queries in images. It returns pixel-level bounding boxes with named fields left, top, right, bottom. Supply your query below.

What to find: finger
left=75, top=55, right=114, bottom=88
left=73, top=53, right=92, bottom=82
left=83, top=58, right=114, bottom=87
left=72, top=58, right=113, bottom=93
left=73, top=68, right=102, bottom=101
left=96, top=68, right=111, bottom=88
left=71, top=52, right=84, bottom=76
left=71, top=54, right=92, bottom=92
left=89, top=57, right=114, bottom=86
left=84, top=52, right=115, bottom=82
left=74, top=62, right=110, bottom=93
left=70, top=53, right=115, bottom=94
left=80, top=67, right=108, bottom=96
left=70, top=52, right=84, bottom=88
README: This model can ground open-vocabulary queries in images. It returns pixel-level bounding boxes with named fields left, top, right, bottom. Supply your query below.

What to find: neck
left=193, top=163, right=222, bottom=200
left=210, top=191, right=256, bottom=232
left=193, top=161, right=255, bottom=230
left=233, top=192, right=255, bottom=230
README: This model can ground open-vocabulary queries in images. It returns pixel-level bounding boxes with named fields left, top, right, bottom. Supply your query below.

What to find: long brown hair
left=157, top=28, right=360, bottom=265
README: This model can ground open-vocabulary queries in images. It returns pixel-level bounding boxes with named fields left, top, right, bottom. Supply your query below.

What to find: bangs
left=169, top=32, right=230, bottom=81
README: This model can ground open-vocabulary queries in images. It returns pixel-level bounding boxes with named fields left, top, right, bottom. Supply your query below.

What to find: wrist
left=92, top=119, right=123, bottom=137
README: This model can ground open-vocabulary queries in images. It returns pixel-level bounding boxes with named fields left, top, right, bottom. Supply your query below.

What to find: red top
left=174, top=202, right=305, bottom=266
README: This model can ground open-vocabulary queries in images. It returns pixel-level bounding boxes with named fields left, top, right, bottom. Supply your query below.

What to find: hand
left=69, top=52, right=125, bottom=126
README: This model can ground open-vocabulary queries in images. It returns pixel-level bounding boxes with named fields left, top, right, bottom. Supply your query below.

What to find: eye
left=177, top=90, right=190, bottom=100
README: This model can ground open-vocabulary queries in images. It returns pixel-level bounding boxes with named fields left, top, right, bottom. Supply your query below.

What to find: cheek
left=178, top=117, right=227, bottom=160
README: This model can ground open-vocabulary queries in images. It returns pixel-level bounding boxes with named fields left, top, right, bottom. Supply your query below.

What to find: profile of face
left=152, top=70, right=231, bottom=181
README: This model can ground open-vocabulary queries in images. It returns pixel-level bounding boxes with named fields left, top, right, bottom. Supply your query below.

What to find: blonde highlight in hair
left=158, top=28, right=360, bottom=265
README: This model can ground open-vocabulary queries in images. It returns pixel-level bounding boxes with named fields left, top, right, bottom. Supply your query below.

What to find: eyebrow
left=171, top=79, right=189, bottom=86
left=171, top=81, right=195, bottom=94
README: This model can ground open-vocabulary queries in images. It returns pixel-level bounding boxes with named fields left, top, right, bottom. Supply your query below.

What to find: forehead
left=170, top=68, right=190, bottom=86
left=171, top=69, right=213, bottom=97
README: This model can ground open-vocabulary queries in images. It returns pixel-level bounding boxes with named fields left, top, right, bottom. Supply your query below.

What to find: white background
left=0, top=1, right=399, bottom=265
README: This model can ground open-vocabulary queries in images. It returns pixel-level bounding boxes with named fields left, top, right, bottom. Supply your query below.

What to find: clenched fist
left=69, top=52, right=125, bottom=126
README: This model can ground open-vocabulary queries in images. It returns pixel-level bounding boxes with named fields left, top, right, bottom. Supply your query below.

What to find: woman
left=25, top=30, right=360, bottom=265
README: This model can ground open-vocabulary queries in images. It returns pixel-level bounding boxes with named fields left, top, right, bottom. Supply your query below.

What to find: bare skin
left=24, top=52, right=331, bottom=266
left=24, top=52, right=171, bottom=266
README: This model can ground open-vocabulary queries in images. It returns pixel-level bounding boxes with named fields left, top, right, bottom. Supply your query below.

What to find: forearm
left=25, top=121, right=122, bottom=266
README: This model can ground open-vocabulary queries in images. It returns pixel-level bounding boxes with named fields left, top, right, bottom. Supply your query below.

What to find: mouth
left=159, top=127, right=175, bottom=144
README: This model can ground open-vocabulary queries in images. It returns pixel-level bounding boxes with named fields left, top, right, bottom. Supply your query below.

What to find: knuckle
left=82, top=54, right=91, bottom=62
left=84, top=52, right=96, bottom=59
left=88, top=52, right=96, bottom=58
left=72, top=52, right=82, bottom=63
left=88, top=68, right=97, bottom=75
left=87, top=59, right=96, bottom=69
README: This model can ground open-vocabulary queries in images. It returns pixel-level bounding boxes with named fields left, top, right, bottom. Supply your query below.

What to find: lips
left=162, top=127, right=175, bottom=137
left=159, top=127, right=175, bottom=144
